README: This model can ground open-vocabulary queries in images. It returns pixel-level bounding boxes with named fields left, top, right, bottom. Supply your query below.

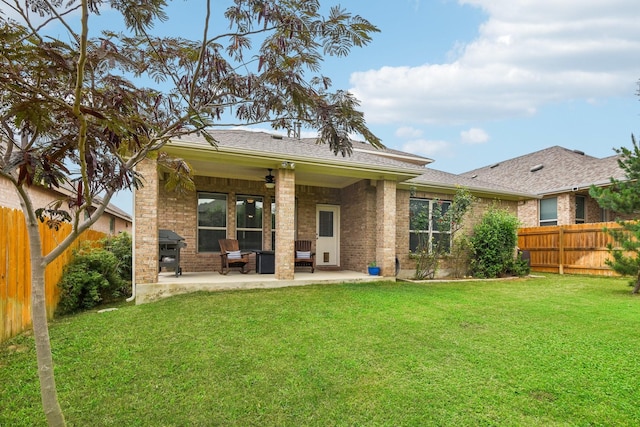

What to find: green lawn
left=1, top=274, right=639, bottom=426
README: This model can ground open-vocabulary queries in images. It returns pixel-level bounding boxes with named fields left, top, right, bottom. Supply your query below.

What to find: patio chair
left=294, top=240, right=315, bottom=273
left=218, top=239, right=250, bottom=275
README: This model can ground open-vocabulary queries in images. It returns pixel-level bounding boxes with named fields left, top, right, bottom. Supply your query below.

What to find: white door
left=316, top=204, right=340, bottom=267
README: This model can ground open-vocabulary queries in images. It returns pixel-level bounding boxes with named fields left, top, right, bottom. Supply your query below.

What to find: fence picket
left=518, top=222, right=619, bottom=276
left=1, top=206, right=106, bottom=342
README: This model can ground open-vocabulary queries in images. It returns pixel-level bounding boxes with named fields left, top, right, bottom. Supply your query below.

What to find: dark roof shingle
left=460, top=146, right=625, bottom=195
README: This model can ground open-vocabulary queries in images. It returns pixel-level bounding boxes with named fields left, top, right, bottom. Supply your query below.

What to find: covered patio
left=135, top=269, right=389, bottom=304
left=133, top=130, right=432, bottom=304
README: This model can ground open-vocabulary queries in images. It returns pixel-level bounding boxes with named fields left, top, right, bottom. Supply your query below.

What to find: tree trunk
left=27, top=222, right=66, bottom=426
left=633, top=275, right=640, bottom=294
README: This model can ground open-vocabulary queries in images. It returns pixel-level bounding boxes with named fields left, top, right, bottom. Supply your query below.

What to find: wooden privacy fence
left=1, top=206, right=105, bottom=342
left=517, top=222, right=620, bottom=276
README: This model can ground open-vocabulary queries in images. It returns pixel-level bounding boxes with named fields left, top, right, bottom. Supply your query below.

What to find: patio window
left=575, top=195, right=586, bottom=224
left=540, top=197, right=558, bottom=226
left=409, top=198, right=452, bottom=253
left=236, top=195, right=263, bottom=251
left=197, top=192, right=227, bottom=252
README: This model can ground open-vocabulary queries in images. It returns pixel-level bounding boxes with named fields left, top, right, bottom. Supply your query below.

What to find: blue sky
left=7, top=1, right=640, bottom=214
left=331, top=0, right=640, bottom=173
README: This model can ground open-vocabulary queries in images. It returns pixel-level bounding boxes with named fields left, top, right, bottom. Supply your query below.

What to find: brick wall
left=134, top=158, right=159, bottom=284
left=275, top=168, right=295, bottom=279
left=396, top=189, right=518, bottom=278
left=152, top=171, right=526, bottom=280
left=296, top=184, right=341, bottom=241
left=518, top=199, right=537, bottom=227
left=340, top=180, right=376, bottom=272
left=585, top=196, right=602, bottom=222
left=376, top=180, right=396, bottom=276
left=519, top=192, right=616, bottom=227
left=557, top=193, right=573, bottom=225
left=157, top=174, right=341, bottom=274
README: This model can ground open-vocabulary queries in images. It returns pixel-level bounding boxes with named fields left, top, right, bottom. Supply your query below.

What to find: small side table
left=254, top=250, right=275, bottom=274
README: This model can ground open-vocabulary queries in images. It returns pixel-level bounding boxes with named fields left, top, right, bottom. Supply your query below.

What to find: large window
left=409, top=198, right=452, bottom=253
left=575, top=195, right=586, bottom=224
left=539, top=197, right=558, bottom=226
left=198, top=192, right=227, bottom=252
left=236, top=195, right=263, bottom=251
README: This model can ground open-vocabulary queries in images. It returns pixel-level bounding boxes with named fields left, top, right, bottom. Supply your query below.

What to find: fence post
left=558, top=227, right=564, bottom=275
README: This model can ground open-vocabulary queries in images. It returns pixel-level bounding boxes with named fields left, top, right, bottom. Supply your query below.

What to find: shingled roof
left=173, top=130, right=431, bottom=173
left=460, top=146, right=626, bottom=196
left=167, top=129, right=538, bottom=199
left=406, top=167, right=536, bottom=199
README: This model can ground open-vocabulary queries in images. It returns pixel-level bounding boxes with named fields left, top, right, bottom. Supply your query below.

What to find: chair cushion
left=227, top=250, right=242, bottom=259
left=296, top=251, right=311, bottom=259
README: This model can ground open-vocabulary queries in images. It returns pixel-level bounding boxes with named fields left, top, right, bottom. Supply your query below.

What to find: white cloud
left=461, top=128, right=489, bottom=144
left=350, top=0, right=640, bottom=125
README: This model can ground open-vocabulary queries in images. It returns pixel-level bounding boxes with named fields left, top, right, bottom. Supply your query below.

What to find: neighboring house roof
left=0, top=176, right=131, bottom=224
left=53, top=183, right=132, bottom=223
left=460, top=146, right=626, bottom=196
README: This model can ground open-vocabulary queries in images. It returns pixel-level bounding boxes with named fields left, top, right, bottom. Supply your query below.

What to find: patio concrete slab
left=135, top=270, right=389, bottom=304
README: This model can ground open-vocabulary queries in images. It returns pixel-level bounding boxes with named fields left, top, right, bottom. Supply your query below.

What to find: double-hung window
left=409, top=198, right=452, bottom=253
left=236, top=195, right=263, bottom=251
left=198, top=192, right=227, bottom=252
left=539, top=197, right=558, bottom=226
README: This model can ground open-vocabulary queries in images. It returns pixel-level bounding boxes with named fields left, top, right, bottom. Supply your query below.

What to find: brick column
left=376, top=179, right=396, bottom=277
left=275, top=168, right=295, bottom=279
left=134, top=158, right=159, bottom=284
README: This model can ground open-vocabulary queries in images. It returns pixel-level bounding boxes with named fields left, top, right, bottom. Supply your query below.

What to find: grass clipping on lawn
left=1, top=274, right=640, bottom=426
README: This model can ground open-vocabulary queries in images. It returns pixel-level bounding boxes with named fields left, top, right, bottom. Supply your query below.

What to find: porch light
left=265, top=169, right=275, bottom=189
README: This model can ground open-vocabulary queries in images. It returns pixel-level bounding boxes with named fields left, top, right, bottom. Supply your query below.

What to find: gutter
left=399, top=179, right=539, bottom=201
left=538, top=178, right=625, bottom=196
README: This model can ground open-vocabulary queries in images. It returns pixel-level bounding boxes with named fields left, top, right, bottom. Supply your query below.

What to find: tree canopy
left=590, top=133, right=640, bottom=294
left=0, top=1, right=380, bottom=425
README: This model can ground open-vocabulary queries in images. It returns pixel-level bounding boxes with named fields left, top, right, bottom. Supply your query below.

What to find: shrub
left=449, top=234, right=473, bottom=278
left=56, top=232, right=132, bottom=315
left=470, top=208, right=522, bottom=278
left=509, top=252, right=531, bottom=277
left=412, top=187, right=474, bottom=279
left=103, top=232, right=132, bottom=281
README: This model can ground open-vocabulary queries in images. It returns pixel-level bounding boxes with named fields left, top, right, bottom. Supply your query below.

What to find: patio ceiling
left=186, top=157, right=363, bottom=188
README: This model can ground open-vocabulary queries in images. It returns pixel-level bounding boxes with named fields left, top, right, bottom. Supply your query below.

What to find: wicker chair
left=218, top=239, right=250, bottom=275
left=294, top=240, right=315, bottom=273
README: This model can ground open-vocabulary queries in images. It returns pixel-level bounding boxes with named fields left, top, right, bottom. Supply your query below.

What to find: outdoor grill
left=159, top=229, right=187, bottom=276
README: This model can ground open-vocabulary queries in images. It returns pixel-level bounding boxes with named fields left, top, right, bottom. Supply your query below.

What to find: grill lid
left=159, top=229, right=185, bottom=244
